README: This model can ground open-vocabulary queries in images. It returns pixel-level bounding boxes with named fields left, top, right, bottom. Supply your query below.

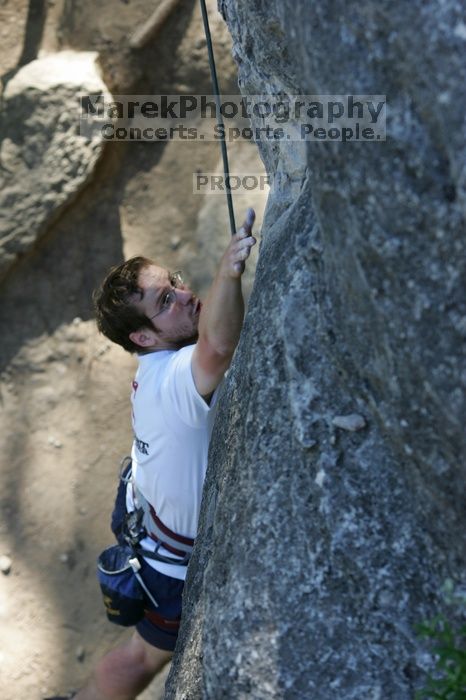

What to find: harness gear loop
left=128, top=557, right=159, bottom=608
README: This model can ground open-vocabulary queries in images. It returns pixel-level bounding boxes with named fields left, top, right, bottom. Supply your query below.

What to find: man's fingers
left=234, top=240, right=255, bottom=261
left=236, top=208, right=256, bottom=237
left=245, top=207, right=255, bottom=230
left=227, top=209, right=256, bottom=276
left=232, top=238, right=256, bottom=260
left=233, top=234, right=257, bottom=249
left=236, top=235, right=256, bottom=249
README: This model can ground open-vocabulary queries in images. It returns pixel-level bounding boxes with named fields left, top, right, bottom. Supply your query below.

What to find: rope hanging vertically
left=199, top=0, right=236, bottom=236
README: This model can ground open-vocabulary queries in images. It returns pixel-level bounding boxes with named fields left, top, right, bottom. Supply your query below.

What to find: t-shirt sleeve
left=160, top=344, right=222, bottom=428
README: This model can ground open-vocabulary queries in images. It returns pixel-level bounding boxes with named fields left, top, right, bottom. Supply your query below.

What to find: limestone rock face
left=166, top=1, right=466, bottom=698
left=0, top=51, right=110, bottom=281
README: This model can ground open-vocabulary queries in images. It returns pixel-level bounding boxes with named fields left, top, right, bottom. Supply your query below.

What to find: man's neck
left=137, top=336, right=198, bottom=355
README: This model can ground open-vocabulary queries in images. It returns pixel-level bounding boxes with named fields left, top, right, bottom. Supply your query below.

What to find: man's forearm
left=198, top=209, right=256, bottom=359
left=198, top=273, right=245, bottom=358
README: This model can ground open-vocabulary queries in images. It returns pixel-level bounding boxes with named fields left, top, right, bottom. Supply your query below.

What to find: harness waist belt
left=128, top=460, right=194, bottom=559
left=146, top=503, right=194, bottom=558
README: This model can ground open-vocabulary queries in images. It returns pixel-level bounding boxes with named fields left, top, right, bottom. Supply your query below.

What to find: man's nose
left=175, top=287, right=193, bottom=305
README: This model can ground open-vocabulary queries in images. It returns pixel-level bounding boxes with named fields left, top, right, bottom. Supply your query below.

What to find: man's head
left=93, top=256, right=201, bottom=353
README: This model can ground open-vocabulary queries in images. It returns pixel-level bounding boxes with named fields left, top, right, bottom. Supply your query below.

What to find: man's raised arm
left=192, top=208, right=256, bottom=399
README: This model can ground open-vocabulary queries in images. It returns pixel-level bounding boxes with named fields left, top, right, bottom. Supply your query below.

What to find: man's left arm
left=191, top=208, right=256, bottom=399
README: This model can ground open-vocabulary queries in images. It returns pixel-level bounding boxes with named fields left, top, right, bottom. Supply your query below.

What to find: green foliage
left=416, top=581, right=466, bottom=700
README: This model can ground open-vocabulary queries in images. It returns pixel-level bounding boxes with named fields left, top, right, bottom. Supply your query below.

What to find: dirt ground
left=0, top=1, right=266, bottom=697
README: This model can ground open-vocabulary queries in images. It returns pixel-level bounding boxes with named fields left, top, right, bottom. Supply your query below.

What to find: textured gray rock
left=0, top=51, right=110, bottom=280
left=166, top=1, right=466, bottom=698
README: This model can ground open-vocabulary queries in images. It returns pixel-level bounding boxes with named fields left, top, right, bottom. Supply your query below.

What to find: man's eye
left=162, top=292, right=171, bottom=307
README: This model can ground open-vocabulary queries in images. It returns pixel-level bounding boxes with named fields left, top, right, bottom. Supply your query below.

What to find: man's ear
left=129, top=327, right=159, bottom=349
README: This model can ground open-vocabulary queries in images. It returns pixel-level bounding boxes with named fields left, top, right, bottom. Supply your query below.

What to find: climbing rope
left=199, top=0, right=236, bottom=235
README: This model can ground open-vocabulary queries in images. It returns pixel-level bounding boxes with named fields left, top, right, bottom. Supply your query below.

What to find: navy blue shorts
left=110, top=464, right=184, bottom=651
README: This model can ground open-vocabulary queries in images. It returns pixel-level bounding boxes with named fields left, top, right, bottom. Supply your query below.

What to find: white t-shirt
left=128, top=344, right=221, bottom=580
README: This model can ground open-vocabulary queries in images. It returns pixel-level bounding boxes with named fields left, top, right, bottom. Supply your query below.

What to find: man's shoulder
left=138, top=345, right=195, bottom=364
left=136, top=345, right=195, bottom=387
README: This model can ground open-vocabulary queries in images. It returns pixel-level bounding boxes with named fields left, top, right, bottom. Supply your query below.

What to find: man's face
left=130, top=264, right=201, bottom=350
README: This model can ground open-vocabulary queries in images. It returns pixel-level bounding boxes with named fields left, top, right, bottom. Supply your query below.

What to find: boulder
left=0, top=51, right=111, bottom=280
left=166, top=1, right=466, bottom=698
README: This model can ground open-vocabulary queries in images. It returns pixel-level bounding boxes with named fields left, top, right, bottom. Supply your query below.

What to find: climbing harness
left=97, top=457, right=191, bottom=627
left=120, top=457, right=194, bottom=563
left=199, top=0, right=236, bottom=236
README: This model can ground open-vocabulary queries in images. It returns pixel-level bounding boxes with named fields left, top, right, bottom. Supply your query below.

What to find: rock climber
left=47, top=208, right=256, bottom=700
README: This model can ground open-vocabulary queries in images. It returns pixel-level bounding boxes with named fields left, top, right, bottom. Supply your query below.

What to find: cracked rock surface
left=166, top=1, right=466, bottom=698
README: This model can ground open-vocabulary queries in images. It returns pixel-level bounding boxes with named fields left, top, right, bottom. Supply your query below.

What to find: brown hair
left=93, top=256, right=155, bottom=353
